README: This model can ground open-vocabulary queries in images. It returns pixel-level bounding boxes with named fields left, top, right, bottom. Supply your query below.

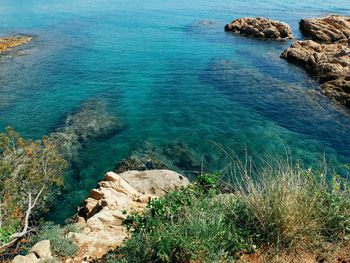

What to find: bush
left=111, top=159, right=349, bottom=262
left=0, top=127, right=67, bottom=249
left=33, top=222, right=79, bottom=258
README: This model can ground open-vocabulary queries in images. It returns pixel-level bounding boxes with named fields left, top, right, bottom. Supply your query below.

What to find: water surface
left=0, top=0, right=349, bottom=221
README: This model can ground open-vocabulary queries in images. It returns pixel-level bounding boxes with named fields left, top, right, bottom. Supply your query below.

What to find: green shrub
left=0, top=127, right=67, bottom=248
left=111, top=158, right=349, bottom=263
left=116, top=174, right=257, bottom=262
left=33, top=222, right=80, bottom=258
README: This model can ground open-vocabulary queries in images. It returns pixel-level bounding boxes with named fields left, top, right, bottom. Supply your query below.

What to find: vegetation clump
left=32, top=222, right=80, bottom=259
left=110, top=158, right=350, bottom=262
left=0, top=127, right=67, bottom=253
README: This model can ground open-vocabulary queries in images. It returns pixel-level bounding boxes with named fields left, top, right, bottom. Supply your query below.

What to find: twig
left=0, top=185, right=45, bottom=249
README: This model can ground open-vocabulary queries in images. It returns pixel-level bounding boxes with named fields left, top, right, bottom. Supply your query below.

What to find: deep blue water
left=0, top=0, right=350, bottom=221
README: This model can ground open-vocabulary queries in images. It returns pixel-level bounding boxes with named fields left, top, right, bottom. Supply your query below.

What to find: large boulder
left=300, top=15, right=350, bottom=43
left=225, top=17, right=293, bottom=39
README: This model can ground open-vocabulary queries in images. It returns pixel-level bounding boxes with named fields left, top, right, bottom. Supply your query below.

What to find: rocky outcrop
left=281, top=15, right=350, bottom=107
left=281, top=39, right=350, bottom=80
left=300, top=15, right=350, bottom=43
left=69, top=170, right=189, bottom=262
left=321, top=76, right=350, bottom=107
left=225, top=17, right=293, bottom=39
left=0, top=37, right=32, bottom=53
left=12, top=240, right=52, bottom=263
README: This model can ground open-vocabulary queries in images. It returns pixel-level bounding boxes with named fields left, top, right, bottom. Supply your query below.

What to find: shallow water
left=0, top=0, right=350, bottom=222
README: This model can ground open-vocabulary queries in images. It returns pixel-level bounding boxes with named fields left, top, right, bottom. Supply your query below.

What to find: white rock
left=12, top=254, right=38, bottom=263
left=30, top=240, right=52, bottom=259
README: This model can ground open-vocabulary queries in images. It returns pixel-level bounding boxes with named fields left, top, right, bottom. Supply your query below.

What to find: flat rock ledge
left=225, top=17, right=293, bottom=39
left=300, top=15, right=350, bottom=43
left=0, top=36, right=32, bottom=53
left=69, top=170, right=189, bottom=262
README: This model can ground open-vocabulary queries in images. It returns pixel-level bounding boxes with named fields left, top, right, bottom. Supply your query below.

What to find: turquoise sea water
left=1, top=0, right=350, bottom=221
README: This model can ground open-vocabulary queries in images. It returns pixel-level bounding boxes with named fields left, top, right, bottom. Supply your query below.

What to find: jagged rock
left=30, top=240, right=52, bottom=259
left=321, top=76, right=350, bottom=106
left=281, top=39, right=350, bottom=107
left=281, top=39, right=350, bottom=80
left=71, top=170, right=189, bottom=261
left=300, top=15, right=350, bottom=43
left=225, top=17, right=293, bottom=39
left=0, top=36, right=32, bottom=53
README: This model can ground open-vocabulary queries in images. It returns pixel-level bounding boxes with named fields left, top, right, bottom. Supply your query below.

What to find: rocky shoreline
left=0, top=36, right=32, bottom=53
left=225, top=15, right=350, bottom=107
left=281, top=15, right=350, bottom=107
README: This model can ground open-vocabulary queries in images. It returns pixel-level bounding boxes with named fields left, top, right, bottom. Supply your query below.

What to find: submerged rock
left=114, top=140, right=201, bottom=175
left=163, top=141, right=201, bottom=171
left=115, top=156, right=168, bottom=174
left=72, top=170, right=189, bottom=261
left=299, top=15, right=350, bottom=43
left=0, top=36, right=32, bottom=53
left=225, top=17, right=293, bottom=39
left=49, top=99, right=121, bottom=162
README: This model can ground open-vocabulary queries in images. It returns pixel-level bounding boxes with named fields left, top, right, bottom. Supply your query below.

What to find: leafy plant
left=0, top=126, right=67, bottom=248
